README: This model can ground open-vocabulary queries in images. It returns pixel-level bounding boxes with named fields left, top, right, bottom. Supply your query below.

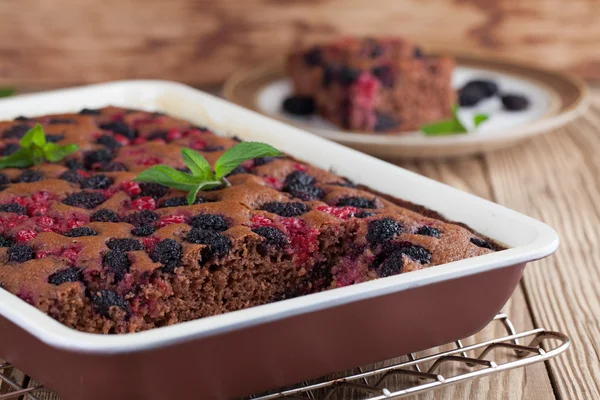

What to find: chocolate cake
left=286, top=37, right=455, bottom=132
left=0, top=107, right=496, bottom=334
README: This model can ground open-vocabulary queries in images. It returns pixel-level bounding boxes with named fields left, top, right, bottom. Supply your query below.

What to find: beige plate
left=224, top=54, right=589, bottom=159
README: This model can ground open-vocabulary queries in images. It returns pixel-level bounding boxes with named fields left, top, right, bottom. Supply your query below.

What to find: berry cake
left=0, top=107, right=498, bottom=334
left=287, top=37, right=455, bottom=132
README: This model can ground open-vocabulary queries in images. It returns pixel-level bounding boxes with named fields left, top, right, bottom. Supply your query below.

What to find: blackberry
left=63, top=192, right=106, bottom=209
left=261, top=201, right=308, bottom=217
left=79, top=108, right=101, bottom=115
left=80, top=174, right=114, bottom=190
left=48, top=268, right=82, bottom=285
left=392, top=243, right=431, bottom=264
left=139, top=182, right=169, bottom=199
left=464, top=79, right=498, bottom=98
left=99, top=121, right=136, bottom=140
left=161, top=196, right=206, bottom=208
left=151, top=239, right=182, bottom=273
left=339, top=66, right=360, bottom=87
left=107, top=238, right=143, bottom=252
left=0, top=203, right=26, bottom=214
left=14, top=170, right=43, bottom=183
left=283, top=171, right=324, bottom=201
left=501, top=94, right=529, bottom=111
left=285, top=171, right=315, bottom=187
left=124, top=210, right=158, bottom=227
left=131, top=225, right=156, bottom=237
left=416, top=226, right=440, bottom=238
left=371, top=65, right=394, bottom=88
left=458, top=84, right=486, bottom=107
left=336, top=197, right=377, bottom=209
left=59, top=170, right=83, bottom=183
left=0, top=143, right=20, bottom=156
left=189, top=214, right=229, bottom=232
left=355, top=211, right=375, bottom=218
left=64, top=227, right=98, bottom=237
left=186, top=229, right=231, bottom=258
left=8, top=244, right=34, bottom=263
left=96, top=134, right=122, bottom=150
left=226, top=166, right=248, bottom=177
left=376, top=250, right=404, bottom=277
left=102, top=250, right=130, bottom=282
left=91, top=209, right=120, bottom=222
left=99, top=162, right=127, bottom=172
left=470, top=237, right=494, bottom=250
left=374, top=113, right=399, bottom=132
left=253, top=156, right=278, bottom=167
left=84, top=149, right=113, bottom=169
left=0, top=174, right=9, bottom=185
left=0, top=234, right=12, bottom=247
left=303, top=47, right=322, bottom=66
left=252, top=226, right=288, bottom=248
left=66, top=159, right=85, bottom=170
left=46, top=134, right=65, bottom=143
left=282, top=96, right=316, bottom=116
left=202, top=145, right=225, bottom=152
left=2, top=124, right=31, bottom=139
left=91, top=290, right=130, bottom=318
left=366, top=218, right=402, bottom=245
left=14, top=116, right=32, bottom=121
left=48, top=118, right=75, bottom=124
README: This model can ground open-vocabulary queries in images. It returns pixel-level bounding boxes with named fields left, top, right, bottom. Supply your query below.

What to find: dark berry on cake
left=124, top=210, right=158, bottom=227
left=64, top=227, right=98, bottom=237
left=91, top=209, right=120, bottom=222
left=252, top=226, right=288, bottom=249
left=8, top=244, right=34, bottom=263
left=63, top=192, right=106, bottom=209
left=131, top=225, right=156, bottom=237
left=339, top=66, right=361, bottom=87
left=14, top=116, right=32, bottom=121
left=283, top=171, right=324, bottom=201
left=366, top=218, right=402, bottom=245
left=202, top=145, right=225, bottom=152
left=189, top=214, right=229, bottom=232
left=253, top=156, right=278, bottom=167
left=99, top=162, right=127, bottom=172
left=80, top=174, right=114, bottom=190
left=46, top=134, right=65, bottom=143
left=470, top=237, right=494, bottom=250
left=48, top=118, right=75, bottom=125
left=2, top=124, right=31, bottom=139
left=226, top=166, right=248, bottom=177
left=501, top=94, right=529, bottom=111
left=151, top=239, right=182, bottom=273
left=0, top=203, right=26, bottom=214
left=0, top=173, right=9, bottom=186
left=355, top=210, right=375, bottom=218
left=99, top=122, right=136, bottom=140
left=413, top=46, right=423, bottom=58
left=59, top=170, right=83, bottom=183
left=186, top=229, right=231, bottom=258
left=392, top=243, right=431, bottom=264
left=376, top=250, right=404, bottom=277
left=282, top=96, right=316, bottom=116
left=102, top=250, right=130, bottom=282
left=139, top=182, right=169, bottom=199
left=0, top=143, right=20, bottom=156
left=84, top=149, right=114, bottom=169
left=0, top=235, right=12, bottom=247
left=96, top=134, right=122, bottom=150
left=374, top=113, right=400, bottom=132
left=48, top=268, right=82, bottom=286
left=416, top=226, right=440, bottom=238
left=261, top=201, right=308, bottom=217
left=106, top=238, right=143, bottom=252
left=336, top=197, right=377, bottom=209
left=79, top=108, right=101, bottom=115
left=91, top=290, right=130, bottom=318
left=161, top=197, right=189, bottom=208
left=14, top=170, right=43, bottom=183
left=372, top=65, right=395, bottom=88
left=66, top=159, right=85, bottom=170
left=303, top=47, right=322, bottom=66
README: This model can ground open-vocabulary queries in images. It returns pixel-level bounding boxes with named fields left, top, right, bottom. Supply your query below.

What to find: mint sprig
left=421, top=106, right=488, bottom=136
left=0, top=88, right=15, bottom=98
left=0, top=124, right=79, bottom=169
left=135, top=142, right=283, bottom=205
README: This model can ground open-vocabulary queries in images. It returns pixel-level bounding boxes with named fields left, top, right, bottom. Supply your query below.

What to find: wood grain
left=0, top=0, right=599, bottom=90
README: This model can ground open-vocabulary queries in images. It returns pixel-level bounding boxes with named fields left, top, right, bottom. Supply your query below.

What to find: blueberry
left=59, top=170, right=83, bottom=183
left=416, top=226, right=440, bottom=238
left=374, top=113, right=399, bottom=132
left=283, top=171, right=324, bottom=201
left=96, top=134, right=122, bottom=150
left=131, top=225, right=156, bottom=237
left=252, top=226, right=288, bottom=248
left=63, top=192, right=106, bottom=209
left=46, top=134, right=65, bottom=143
left=336, top=197, right=377, bottom=209
left=151, top=239, right=182, bottom=273
left=366, top=218, right=402, bottom=245
left=48, top=118, right=75, bottom=125
left=501, top=94, right=529, bottom=111
left=470, top=237, right=494, bottom=250
left=124, top=210, right=158, bottom=227
left=464, top=80, right=498, bottom=98
left=80, top=174, right=113, bottom=190
left=79, top=108, right=101, bottom=115
left=355, top=210, right=375, bottom=218
left=339, top=67, right=360, bottom=87
left=0, top=234, right=12, bottom=247
left=14, top=170, right=43, bottom=183
left=91, top=209, right=120, bottom=222
left=64, top=227, right=98, bottom=237
left=139, top=182, right=169, bottom=199
left=99, top=162, right=127, bottom=172
left=282, top=96, right=316, bottom=116
left=107, top=238, right=143, bottom=252
left=202, top=145, right=225, bottom=152
left=91, top=290, right=130, bottom=318
left=189, top=214, right=229, bottom=232
left=372, top=65, right=394, bottom=88
left=66, top=159, right=85, bottom=170
left=0, top=143, right=20, bottom=156
left=99, top=122, right=136, bottom=140
left=186, top=229, right=231, bottom=258
left=102, top=250, right=130, bottom=282
left=0, top=173, right=9, bottom=185
left=8, top=244, right=34, bottom=263
left=303, top=47, right=322, bottom=66
left=2, top=124, right=31, bottom=139
left=0, top=203, right=26, bottom=214
left=84, top=149, right=114, bottom=169
left=48, top=268, right=82, bottom=285
left=261, top=201, right=308, bottom=217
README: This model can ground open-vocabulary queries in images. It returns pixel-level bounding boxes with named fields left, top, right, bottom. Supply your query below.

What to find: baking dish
left=0, top=81, right=558, bottom=400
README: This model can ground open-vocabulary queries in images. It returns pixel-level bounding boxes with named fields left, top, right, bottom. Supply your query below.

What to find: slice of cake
left=0, top=107, right=496, bottom=334
left=286, top=37, right=455, bottom=133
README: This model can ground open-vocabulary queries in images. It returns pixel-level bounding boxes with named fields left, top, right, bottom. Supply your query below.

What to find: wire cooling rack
left=0, top=313, right=570, bottom=400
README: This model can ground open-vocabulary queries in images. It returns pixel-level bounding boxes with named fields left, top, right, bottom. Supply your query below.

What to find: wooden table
left=1, top=86, right=599, bottom=400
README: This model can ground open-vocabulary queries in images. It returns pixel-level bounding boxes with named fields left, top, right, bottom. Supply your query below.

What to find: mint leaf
left=474, top=114, right=489, bottom=127
left=20, top=124, right=46, bottom=148
left=181, top=148, right=214, bottom=181
left=43, top=143, right=79, bottom=162
left=0, top=88, right=15, bottom=98
left=186, top=181, right=223, bottom=205
left=135, top=165, right=204, bottom=191
left=214, top=142, right=282, bottom=179
left=421, top=105, right=489, bottom=136
left=0, top=148, right=34, bottom=169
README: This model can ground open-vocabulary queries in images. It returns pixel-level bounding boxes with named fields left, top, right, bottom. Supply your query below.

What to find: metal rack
left=0, top=313, right=570, bottom=400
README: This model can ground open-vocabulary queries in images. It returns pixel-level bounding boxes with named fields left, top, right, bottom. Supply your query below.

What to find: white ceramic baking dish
left=0, top=81, right=558, bottom=400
